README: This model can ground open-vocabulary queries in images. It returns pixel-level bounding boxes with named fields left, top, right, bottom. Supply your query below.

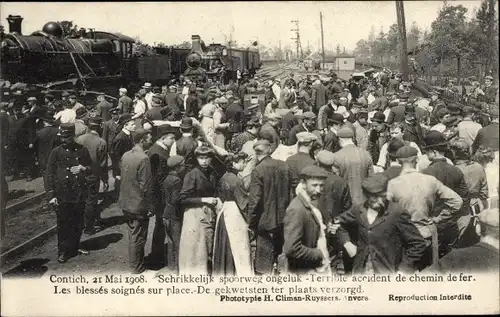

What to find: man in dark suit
left=162, top=86, right=182, bottom=121
left=111, top=114, right=136, bottom=197
left=288, top=112, right=316, bottom=146
left=35, top=115, right=60, bottom=193
left=148, top=124, right=177, bottom=265
left=248, top=140, right=291, bottom=275
left=324, top=113, right=345, bottom=154
left=283, top=165, right=330, bottom=274
left=285, top=132, right=317, bottom=196
left=401, top=104, right=425, bottom=149
left=225, top=97, right=244, bottom=146
left=430, top=208, right=499, bottom=273
left=472, top=108, right=499, bottom=154
left=259, top=114, right=281, bottom=153
left=280, top=106, right=299, bottom=144
left=316, top=150, right=352, bottom=223
left=118, top=88, right=133, bottom=114
left=175, top=117, right=199, bottom=169
left=96, top=93, right=113, bottom=122
left=387, top=101, right=406, bottom=124
left=145, top=94, right=164, bottom=121
left=333, top=174, right=427, bottom=274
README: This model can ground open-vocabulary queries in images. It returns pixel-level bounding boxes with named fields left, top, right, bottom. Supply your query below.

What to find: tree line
left=353, top=0, right=498, bottom=85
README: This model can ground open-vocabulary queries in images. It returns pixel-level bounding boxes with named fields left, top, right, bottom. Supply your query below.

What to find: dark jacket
left=148, top=142, right=171, bottom=204
left=324, top=130, right=341, bottom=153
left=111, top=130, right=134, bottom=176
left=119, top=145, right=154, bottom=216
left=46, top=142, right=93, bottom=203
left=118, top=95, right=134, bottom=114
left=338, top=202, right=427, bottom=274
left=430, top=241, right=499, bottom=273
left=280, top=112, right=298, bottom=142
left=145, top=106, right=163, bottom=121
left=102, top=119, right=118, bottom=147
left=318, top=171, right=352, bottom=223
left=162, top=171, right=183, bottom=221
left=218, top=170, right=249, bottom=213
left=287, top=124, right=307, bottom=146
left=401, top=121, right=425, bottom=148
left=225, top=103, right=244, bottom=134
left=179, top=166, right=218, bottom=208
left=175, top=135, right=198, bottom=169
left=285, top=152, right=315, bottom=195
left=248, top=156, right=291, bottom=232
left=184, top=94, right=199, bottom=118
left=76, top=131, right=108, bottom=182
left=367, top=128, right=390, bottom=164
left=283, top=194, right=323, bottom=273
left=259, top=122, right=280, bottom=153
left=35, top=126, right=60, bottom=172
left=472, top=122, right=499, bottom=154
left=387, top=105, right=405, bottom=124
left=96, top=100, right=113, bottom=122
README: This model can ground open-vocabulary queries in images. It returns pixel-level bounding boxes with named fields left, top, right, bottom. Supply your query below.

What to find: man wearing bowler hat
left=367, top=111, right=389, bottom=164
left=400, top=104, right=425, bottom=148
left=77, top=116, right=108, bottom=235
left=174, top=117, right=199, bottom=170
left=46, top=123, right=93, bottom=263
left=421, top=131, right=471, bottom=254
left=324, top=113, right=346, bottom=154
left=111, top=113, right=136, bottom=197
left=332, top=174, right=427, bottom=274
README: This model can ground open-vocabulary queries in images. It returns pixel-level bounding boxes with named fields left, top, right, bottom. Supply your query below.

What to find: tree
left=57, top=20, right=79, bottom=37
left=407, top=22, right=421, bottom=51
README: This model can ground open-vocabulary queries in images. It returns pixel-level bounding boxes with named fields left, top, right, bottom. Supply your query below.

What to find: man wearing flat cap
left=286, top=132, right=318, bottom=196
left=429, top=208, right=499, bottom=273
left=46, top=122, right=94, bottom=263
left=288, top=111, right=317, bottom=146
left=147, top=124, right=177, bottom=264
left=96, top=93, right=113, bottom=122
left=332, top=174, right=427, bottom=274
left=118, top=88, right=133, bottom=115
left=76, top=116, right=108, bottom=235
left=332, top=126, right=374, bottom=207
left=388, top=145, right=463, bottom=269
left=247, top=139, right=291, bottom=275
left=283, top=165, right=332, bottom=274
left=119, top=128, right=154, bottom=274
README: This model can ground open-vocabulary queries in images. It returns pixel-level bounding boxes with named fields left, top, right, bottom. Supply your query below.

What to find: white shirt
left=376, top=140, right=422, bottom=167
left=133, top=100, right=146, bottom=118
left=54, top=108, right=76, bottom=124
left=430, top=123, right=446, bottom=133
left=145, top=92, right=154, bottom=110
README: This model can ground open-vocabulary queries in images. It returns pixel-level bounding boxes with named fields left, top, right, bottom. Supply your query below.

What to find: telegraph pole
left=320, top=12, right=325, bottom=70
left=485, top=0, right=495, bottom=76
left=291, top=19, right=303, bottom=65
left=395, top=1, right=409, bottom=81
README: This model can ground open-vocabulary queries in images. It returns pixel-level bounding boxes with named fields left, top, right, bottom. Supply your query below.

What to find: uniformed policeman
left=46, top=123, right=93, bottom=263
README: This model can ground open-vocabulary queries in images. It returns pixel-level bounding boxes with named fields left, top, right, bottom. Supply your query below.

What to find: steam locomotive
left=0, top=15, right=261, bottom=93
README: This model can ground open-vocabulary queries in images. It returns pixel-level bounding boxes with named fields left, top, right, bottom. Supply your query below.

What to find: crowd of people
left=0, top=68, right=498, bottom=277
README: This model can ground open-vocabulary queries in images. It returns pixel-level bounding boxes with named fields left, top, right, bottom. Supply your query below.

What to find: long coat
left=313, top=83, right=327, bottom=110
left=332, top=144, right=374, bottom=207
left=96, top=100, right=113, bottom=122
left=318, top=171, right=352, bottom=223
left=337, top=202, right=427, bottom=274
left=247, top=156, right=291, bottom=233
left=102, top=119, right=119, bottom=152
left=283, top=194, right=323, bottom=274
left=111, top=130, right=134, bottom=177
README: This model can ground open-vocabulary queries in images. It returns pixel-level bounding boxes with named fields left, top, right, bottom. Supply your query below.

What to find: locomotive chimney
left=7, top=15, right=23, bottom=34
left=191, top=35, right=203, bottom=54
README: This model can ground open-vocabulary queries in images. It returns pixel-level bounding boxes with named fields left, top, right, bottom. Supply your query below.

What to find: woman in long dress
left=213, top=152, right=253, bottom=276
left=199, top=98, right=216, bottom=144
left=178, top=145, right=220, bottom=274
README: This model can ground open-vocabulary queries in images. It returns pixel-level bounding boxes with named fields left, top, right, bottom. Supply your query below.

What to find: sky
left=0, top=1, right=482, bottom=52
